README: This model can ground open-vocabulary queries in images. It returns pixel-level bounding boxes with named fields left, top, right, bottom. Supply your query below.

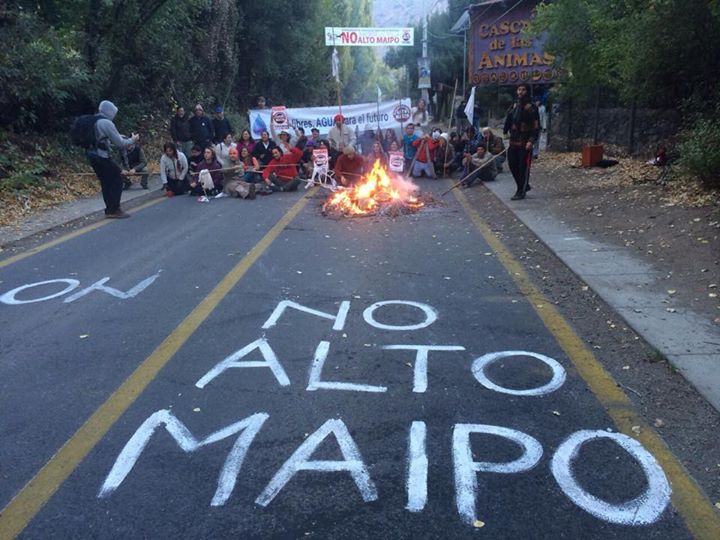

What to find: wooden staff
left=441, top=147, right=508, bottom=196
left=443, top=79, right=459, bottom=176
left=404, top=139, right=425, bottom=180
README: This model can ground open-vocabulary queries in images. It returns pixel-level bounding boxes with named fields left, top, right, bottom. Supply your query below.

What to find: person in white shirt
left=327, top=114, right=356, bottom=152
left=160, top=142, right=189, bottom=196
left=215, top=132, right=237, bottom=169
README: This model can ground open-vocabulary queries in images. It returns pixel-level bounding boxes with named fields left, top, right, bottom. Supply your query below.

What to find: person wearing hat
left=212, top=106, right=233, bottom=144
left=328, top=114, right=356, bottom=153
left=334, top=145, right=365, bottom=187
left=309, top=127, right=321, bottom=145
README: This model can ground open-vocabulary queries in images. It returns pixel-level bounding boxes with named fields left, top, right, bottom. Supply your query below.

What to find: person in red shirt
left=334, top=145, right=366, bottom=187
left=411, top=133, right=439, bottom=178
left=262, top=146, right=303, bottom=191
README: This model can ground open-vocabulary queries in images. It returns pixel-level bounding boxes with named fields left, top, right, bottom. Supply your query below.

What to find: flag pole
left=332, top=32, right=342, bottom=115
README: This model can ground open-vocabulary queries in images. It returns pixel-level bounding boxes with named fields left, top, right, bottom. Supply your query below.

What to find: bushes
left=677, top=106, right=720, bottom=190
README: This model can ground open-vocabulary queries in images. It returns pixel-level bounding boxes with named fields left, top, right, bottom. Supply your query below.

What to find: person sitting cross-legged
left=221, top=147, right=271, bottom=199
left=262, top=146, right=303, bottom=192
left=462, top=145, right=498, bottom=188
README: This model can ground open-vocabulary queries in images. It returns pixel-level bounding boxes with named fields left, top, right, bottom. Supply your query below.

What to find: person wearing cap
left=328, top=114, right=356, bottom=153
left=221, top=147, right=269, bottom=199
left=120, top=140, right=149, bottom=190
left=334, top=145, right=365, bottom=187
left=212, top=106, right=233, bottom=144
left=309, top=127, right=321, bottom=145
left=86, top=100, right=140, bottom=218
left=189, top=104, right=214, bottom=148
left=481, top=126, right=506, bottom=172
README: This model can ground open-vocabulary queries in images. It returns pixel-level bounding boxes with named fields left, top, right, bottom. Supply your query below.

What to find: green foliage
left=533, top=0, right=720, bottom=107
left=677, top=104, right=720, bottom=189
left=0, top=9, right=90, bottom=129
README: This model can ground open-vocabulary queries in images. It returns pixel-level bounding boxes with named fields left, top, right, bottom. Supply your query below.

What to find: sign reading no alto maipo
left=271, top=106, right=290, bottom=131
left=325, top=27, right=414, bottom=47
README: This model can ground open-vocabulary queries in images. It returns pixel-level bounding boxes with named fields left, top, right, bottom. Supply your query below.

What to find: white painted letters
left=406, top=421, right=428, bottom=512
left=255, top=418, right=377, bottom=507
left=383, top=345, right=465, bottom=392
left=453, top=424, right=543, bottom=525
left=196, top=337, right=290, bottom=389
left=63, top=273, right=161, bottom=303
left=362, top=300, right=438, bottom=331
left=307, top=340, right=387, bottom=393
left=0, top=279, right=80, bottom=305
left=551, top=430, right=671, bottom=525
left=472, top=351, right=567, bottom=396
left=261, top=300, right=351, bottom=331
left=99, top=410, right=268, bottom=506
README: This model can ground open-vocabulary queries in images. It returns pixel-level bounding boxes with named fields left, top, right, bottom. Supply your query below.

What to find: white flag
left=331, top=48, right=340, bottom=82
left=464, top=86, right=476, bottom=126
left=377, top=86, right=382, bottom=102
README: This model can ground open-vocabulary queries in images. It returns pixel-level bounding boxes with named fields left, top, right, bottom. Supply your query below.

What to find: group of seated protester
left=155, top=104, right=510, bottom=199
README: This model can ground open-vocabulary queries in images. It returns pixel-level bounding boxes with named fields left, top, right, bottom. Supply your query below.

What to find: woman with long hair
left=190, top=146, right=223, bottom=195
left=159, top=142, right=189, bottom=196
left=382, top=128, right=397, bottom=152
left=237, top=129, right=255, bottom=154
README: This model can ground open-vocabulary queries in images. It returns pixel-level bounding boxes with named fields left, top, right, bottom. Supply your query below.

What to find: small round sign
left=393, top=104, right=411, bottom=123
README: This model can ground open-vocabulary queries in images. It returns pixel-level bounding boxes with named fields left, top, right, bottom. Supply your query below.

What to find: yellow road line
left=0, top=190, right=316, bottom=539
left=453, top=188, right=720, bottom=539
left=0, top=197, right=165, bottom=269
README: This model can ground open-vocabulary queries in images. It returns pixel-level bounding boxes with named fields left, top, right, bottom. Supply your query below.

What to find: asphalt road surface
left=1, top=181, right=717, bottom=539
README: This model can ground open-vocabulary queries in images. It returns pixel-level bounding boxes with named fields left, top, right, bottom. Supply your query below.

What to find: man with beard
left=503, top=84, right=540, bottom=200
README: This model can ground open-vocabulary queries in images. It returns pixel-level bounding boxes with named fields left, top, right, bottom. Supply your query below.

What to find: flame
left=323, top=160, right=424, bottom=216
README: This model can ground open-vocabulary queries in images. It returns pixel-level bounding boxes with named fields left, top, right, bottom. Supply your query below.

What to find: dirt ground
left=531, top=151, right=720, bottom=327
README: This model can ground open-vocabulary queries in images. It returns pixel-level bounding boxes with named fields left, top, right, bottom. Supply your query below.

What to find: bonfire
left=322, top=160, right=425, bottom=217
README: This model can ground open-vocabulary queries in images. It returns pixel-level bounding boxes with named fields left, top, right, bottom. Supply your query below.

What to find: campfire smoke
left=322, top=160, right=424, bottom=217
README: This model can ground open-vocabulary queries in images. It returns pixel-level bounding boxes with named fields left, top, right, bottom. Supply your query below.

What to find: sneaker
left=141, top=184, right=149, bottom=189
left=526, top=184, right=532, bottom=192
left=165, top=191, right=175, bottom=198
left=197, top=196, right=209, bottom=203
left=248, top=183, right=256, bottom=200
left=105, top=209, right=130, bottom=219
left=214, top=192, right=228, bottom=199
left=122, top=182, right=132, bottom=190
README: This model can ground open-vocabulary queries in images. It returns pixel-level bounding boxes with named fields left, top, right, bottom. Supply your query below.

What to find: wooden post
left=628, top=98, right=637, bottom=154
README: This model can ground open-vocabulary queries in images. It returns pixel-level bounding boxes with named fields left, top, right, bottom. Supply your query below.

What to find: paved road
left=0, top=182, right=717, bottom=539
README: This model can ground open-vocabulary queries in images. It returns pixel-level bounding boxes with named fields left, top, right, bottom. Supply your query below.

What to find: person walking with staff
left=503, top=83, right=540, bottom=200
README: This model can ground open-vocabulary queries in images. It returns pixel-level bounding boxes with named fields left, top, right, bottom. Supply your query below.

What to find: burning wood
left=322, top=160, right=425, bottom=217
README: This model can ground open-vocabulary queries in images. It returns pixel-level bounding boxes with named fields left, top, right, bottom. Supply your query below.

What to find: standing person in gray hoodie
left=87, top=100, right=139, bottom=218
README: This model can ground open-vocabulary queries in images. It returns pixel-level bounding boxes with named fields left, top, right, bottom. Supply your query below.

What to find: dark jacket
left=170, top=113, right=192, bottom=142
left=504, top=99, right=540, bottom=147
left=120, top=145, right=147, bottom=170
left=252, top=139, right=278, bottom=166
left=189, top=114, right=214, bottom=146
left=212, top=117, right=233, bottom=144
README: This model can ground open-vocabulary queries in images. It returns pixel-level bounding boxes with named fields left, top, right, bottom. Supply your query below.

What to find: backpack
left=70, top=114, right=101, bottom=149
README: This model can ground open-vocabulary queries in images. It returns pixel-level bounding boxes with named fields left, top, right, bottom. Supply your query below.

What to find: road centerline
left=0, top=190, right=316, bottom=540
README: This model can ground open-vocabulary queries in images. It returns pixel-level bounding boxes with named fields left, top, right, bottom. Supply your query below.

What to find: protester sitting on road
left=221, top=147, right=270, bottom=199
left=294, top=127, right=308, bottom=151
left=188, top=144, right=204, bottom=176
left=189, top=104, right=214, bottom=148
left=433, top=135, right=454, bottom=178
left=274, top=128, right=295, bottom=155
left=389, top=140, right=399, bottom=152
left=120, top=141, right=149, bottom=190
left=334, top=145, right=365, bottom=187
left=328, top=114, right=356, bottom=153
left=300, top=139, right=317, bottom=178
left=481, top=127, right=506, bottom=172
left=382, top=128, right=397, bottom=152
left=365, top=141, right=387, bottom=170
left=170, top=106, right=193, bottom=158
left=160, top=142, right=189, bottom=196
left=212, top=106, right=233, bottom=144
left=402, top=124, right=419, bottom=172
left=462, top=145, right=498, bottom=188
left=236, top=129, right=255, bottom=155
left=262, top=146, right=303, bottom=191
left=239, top=147, right=262, bottom=184
left=215, top=132, right=237, bottom=169
left=252, top=130, right=277, bottom=167
left=190, top=146, right=223, bottom=195
left=411, top=133, right=439, bottom=178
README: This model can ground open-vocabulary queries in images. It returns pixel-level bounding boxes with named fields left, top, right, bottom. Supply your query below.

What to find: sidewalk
left=483, top=168, right=720, bottom=413
left=0, top=175, right=164, bottom=247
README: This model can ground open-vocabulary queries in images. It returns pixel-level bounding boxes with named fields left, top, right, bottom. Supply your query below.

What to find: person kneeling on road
left=221, top=147, right=272, bottom=199
left=262, top=146, right=303, bottom=192
left=462, top=146, right=498, bottom=188
left=334, top=145, right=365, bottom=187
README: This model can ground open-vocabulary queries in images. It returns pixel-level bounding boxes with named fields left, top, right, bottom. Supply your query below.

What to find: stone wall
left=547, top=105, right=682, bottom=157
